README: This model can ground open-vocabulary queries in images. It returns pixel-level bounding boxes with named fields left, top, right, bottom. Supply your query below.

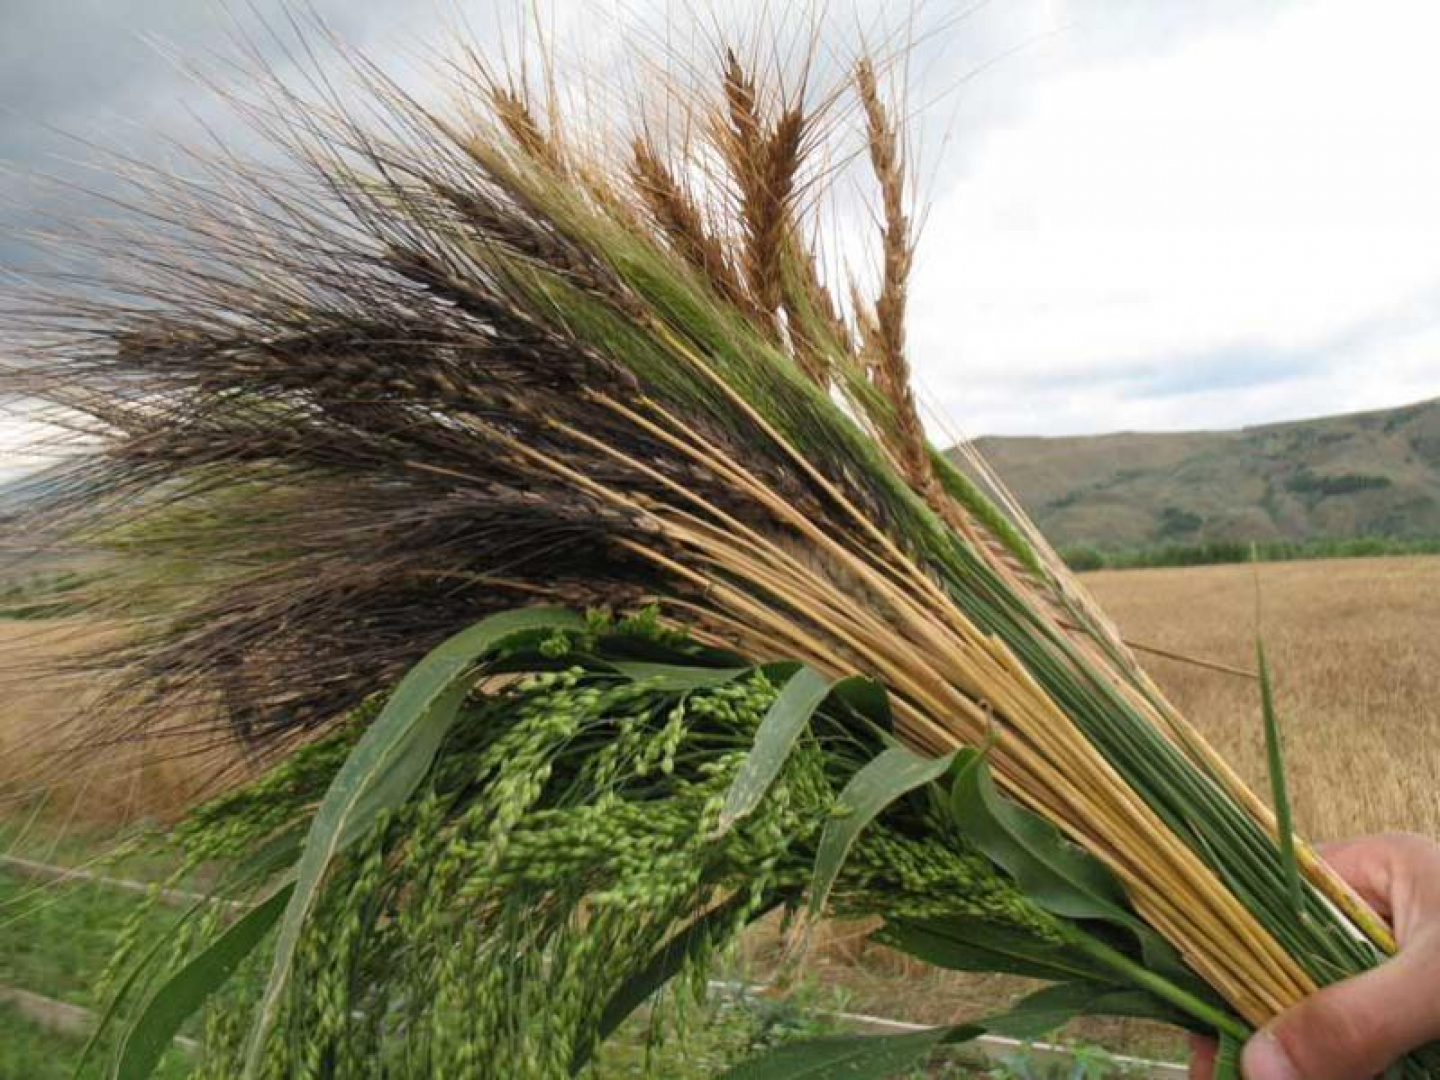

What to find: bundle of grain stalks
left=1, top=11, right=1432, bottom=1080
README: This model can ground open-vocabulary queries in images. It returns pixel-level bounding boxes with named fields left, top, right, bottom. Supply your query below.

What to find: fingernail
left=1242, top=1030, right=1300, bottom=1080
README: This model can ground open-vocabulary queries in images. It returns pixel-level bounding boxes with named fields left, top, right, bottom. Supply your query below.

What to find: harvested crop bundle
left=3, top=11, right=1433, bottom=1080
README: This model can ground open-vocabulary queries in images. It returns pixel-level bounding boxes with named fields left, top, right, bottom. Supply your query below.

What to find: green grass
left=0, top=839, right=196, bottom=1078
left=0, top=995, right=1025, bottom=1080
left=592, top=990, right=1029, bottom=1078
left=595, top=991, right=841, bottom=1077
left=0, top=1002, right=94, bottom=1080
left=0, top=866, right=175, bottom=1006
left=0, top=814, right=218, bottom=892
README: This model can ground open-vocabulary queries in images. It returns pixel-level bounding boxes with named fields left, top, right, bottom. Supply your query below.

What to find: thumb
left=1242, top=941, right=1440, bottom=1080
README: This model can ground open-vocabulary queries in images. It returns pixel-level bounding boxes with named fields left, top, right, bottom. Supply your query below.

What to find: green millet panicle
left=121, top=659, right=1045, bottom=1079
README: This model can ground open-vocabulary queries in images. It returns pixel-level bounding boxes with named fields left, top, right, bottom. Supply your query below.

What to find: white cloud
left=910, top=0, right=1440, bottom=435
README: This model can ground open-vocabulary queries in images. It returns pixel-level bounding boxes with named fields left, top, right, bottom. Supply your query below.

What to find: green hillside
left=962, top=398, right=1440, bottom=551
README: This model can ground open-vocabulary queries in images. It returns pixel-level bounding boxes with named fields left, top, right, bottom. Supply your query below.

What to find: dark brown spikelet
left=0, top=35, right=847, bottom=781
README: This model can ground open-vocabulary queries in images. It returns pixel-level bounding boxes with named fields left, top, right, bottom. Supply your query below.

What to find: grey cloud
left=1123, top=344, right=1313, bottom=399
left=1, top=3, right=403, bottom=162
left=965, top=342, right=1316, bottom=401
left=0, top=1, right=455, bottom=269
left=1127, top=287, right=1440, bottom=400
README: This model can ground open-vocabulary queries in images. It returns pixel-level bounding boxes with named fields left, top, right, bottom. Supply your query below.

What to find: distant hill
left=962, top=399, right=1440, bottom=552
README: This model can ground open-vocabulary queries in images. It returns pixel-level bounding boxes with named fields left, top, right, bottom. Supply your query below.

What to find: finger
left=1188, top=1034, right=1216, bottom=1080
left=1317, top=833, right=1440, bottom=940
left=1316, top=837, right=1396, bottom=920
left=1243, top=945, right=1440, bottom=1080
left=1319, top=835, right=1393, bottom=915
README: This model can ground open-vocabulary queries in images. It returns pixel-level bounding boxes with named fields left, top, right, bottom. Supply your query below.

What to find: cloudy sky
left=3, top=0, right=1439, bottom=479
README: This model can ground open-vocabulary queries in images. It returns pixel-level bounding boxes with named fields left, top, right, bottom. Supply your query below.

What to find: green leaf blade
left=945, top=749, right=1223, bottom=1007
left=980, top=981, right=1193, bottom=1041
left=605, top=660, right=749, bottom=690
left=947, top=749, right=1134, bottom=927
left=1257, top=636, right=1304, bottom=918
left=718, top=665, right=834, bottom=833
left=809, top=744, right=956, bottom=919
left=877, top=915, right=1105, bottom=984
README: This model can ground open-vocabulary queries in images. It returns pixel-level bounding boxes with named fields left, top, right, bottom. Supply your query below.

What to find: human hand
left=1189, top=833, right=1440, bottom=1080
